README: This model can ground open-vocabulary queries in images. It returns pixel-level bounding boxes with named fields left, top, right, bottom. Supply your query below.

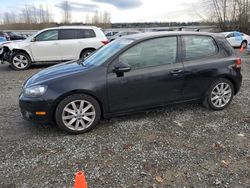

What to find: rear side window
left=60, top=29, right=96, bottom=40
left=183, top=35, right=218, bottom=60
left=78, top=29, right=96, bottom=38
left=60, top=29, right=78, bottom=40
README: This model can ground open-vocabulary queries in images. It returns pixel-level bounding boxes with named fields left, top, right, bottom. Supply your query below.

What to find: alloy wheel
left=12, top=55, right=29, bottom=69
left=210, top=82, right=232, bottom=108
left=62, top=100, right=96, bottom=131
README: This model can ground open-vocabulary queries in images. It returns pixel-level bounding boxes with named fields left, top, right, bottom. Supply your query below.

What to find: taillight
left=235, top=58, right=242, bottom=68
left=101, top=40, right=109, bottom=45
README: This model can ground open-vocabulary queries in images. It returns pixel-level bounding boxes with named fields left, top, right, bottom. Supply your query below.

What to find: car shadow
left=0, top=62, right=57, bottom=72
left=28, top=62, right=58, bottom=70
left=21, top=102, right=206, bottom=136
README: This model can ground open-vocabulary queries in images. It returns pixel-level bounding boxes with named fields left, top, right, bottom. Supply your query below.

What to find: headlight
left=23, top=85, right=47, bottom=97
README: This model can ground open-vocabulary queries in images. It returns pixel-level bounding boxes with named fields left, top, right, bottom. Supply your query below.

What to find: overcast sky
left=0, top=0, right=205, bottom=23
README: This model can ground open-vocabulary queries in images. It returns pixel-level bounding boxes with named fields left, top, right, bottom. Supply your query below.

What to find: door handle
left=53, top=42, right=59, bottom=45
left=170, top=70, right=183, bottom=75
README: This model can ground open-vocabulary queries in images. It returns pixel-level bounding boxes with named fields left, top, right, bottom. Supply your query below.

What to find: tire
left=203, top=78, right=234, bottom=111
left=80, top=49, right=95, bottom=59
left=55, top=94, right=101, bottom=134
left=10, top=52, right=31, bottom=70
left=241, top=40, right=247, bottom=48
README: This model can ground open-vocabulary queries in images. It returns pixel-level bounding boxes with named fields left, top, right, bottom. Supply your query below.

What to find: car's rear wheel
left=203, top=78, right=234, bottom=110
left=55, top=94, right=101, bottom=134
left=80, top=49, right=95, bottom=59
left=11, top=52, right=31, bottom=70
left=241, top=40, right=247, bottom=48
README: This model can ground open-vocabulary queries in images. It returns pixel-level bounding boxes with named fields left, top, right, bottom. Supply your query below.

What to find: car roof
left=123, top=31, right=224, bottom=40
left=221, top=31, right=244, bottom=35
left=44, top=26, right=99, bottom=30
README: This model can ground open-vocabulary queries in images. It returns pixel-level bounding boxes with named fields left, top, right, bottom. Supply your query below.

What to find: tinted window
left=119, top=37, right=177, bottom=70
left=78, top=29, right=96, bottom=38
left=60, top=29, right=78, bottom=40
left=60, top=29, right=96, bottom=40
left=183, top=35, right=218, bottom=60
left=35, top=30, right=58, bottom=41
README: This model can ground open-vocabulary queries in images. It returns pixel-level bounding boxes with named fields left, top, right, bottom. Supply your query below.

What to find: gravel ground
left=0, top=51, right=249, bottom=188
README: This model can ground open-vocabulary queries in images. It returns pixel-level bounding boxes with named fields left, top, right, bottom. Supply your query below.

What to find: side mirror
left=31, top=37, right=36, bottom=42
left=113, top=62, right=131, bottom=74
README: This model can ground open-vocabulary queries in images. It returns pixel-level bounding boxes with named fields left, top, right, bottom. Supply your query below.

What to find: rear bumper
left=234, top=71, right=242, bottom=94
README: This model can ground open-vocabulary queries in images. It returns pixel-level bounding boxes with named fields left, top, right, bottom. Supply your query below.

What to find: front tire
left=55, top=94, right=101, bottom=134
left=203, top=78, right=234, bottom=111
left=11, top=52, right=31, bottom=70
left=80, top=49, right=95, bottom=59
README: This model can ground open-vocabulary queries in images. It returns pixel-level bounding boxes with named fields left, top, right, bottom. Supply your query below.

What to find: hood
left=24, top=60, right=90, bottom=87
left=2, top=39, right=30, bottom=50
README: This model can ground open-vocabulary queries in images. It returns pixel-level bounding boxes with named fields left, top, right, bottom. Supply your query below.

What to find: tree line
left=204, top=0, right=250, bottom=33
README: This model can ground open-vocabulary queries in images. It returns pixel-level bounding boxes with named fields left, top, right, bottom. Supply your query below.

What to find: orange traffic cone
left=74, top=171, right=88, bottom=188
left=240, top=45, right=245, bottom=52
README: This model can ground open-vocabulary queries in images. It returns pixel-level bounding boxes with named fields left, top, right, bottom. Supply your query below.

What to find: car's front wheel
left=203, top=78, right=234, bottom=110
left=11, top=52, right=31, bottom=70
left=55, top=94, right=101, bottom=134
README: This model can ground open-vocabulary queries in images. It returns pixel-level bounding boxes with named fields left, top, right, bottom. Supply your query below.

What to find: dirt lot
left=0, top=51, right=249, bottom=188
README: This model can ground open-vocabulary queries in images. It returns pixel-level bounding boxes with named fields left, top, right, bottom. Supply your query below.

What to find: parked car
left=222, top=31, right=250, bottom=48
left=0, top=37, right=6, bottom=43
left=19, top=32, right=242, bottom=134
left=0, top=26, right=108, bottom=70
left=4, top=31, right=26, bottom=40
left=108, top=31, right=141, bottom=41
left=105, top=31, right=119, bottom=40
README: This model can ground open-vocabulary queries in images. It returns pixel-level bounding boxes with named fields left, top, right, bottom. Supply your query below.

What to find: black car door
left=106, top=36, right=185, bottom=113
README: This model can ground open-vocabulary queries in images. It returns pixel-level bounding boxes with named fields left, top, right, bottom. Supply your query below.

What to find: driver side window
left=119, top=37, right=177, bottom=70
left=35, top=30, right=58, bottom=41
left=226, top=33, right=235, bottom=38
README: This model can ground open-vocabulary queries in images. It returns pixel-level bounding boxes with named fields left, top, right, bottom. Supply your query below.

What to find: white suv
left=0, top=26, right=108, bottom=70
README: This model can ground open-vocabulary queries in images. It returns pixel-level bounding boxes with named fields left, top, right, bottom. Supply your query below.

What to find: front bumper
left=19, top=94, right=53, bottom=125
left=0, top=47, right=12, bottom=63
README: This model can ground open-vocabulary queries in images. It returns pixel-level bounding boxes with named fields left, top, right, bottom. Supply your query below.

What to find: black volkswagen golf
left=19, top=32, right=242, bottom=134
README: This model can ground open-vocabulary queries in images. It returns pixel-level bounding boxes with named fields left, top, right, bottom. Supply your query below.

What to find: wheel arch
left=221, top=76, right=238, bottom=95
left=12, top=49, right=34, bottom=62
left=241, top=40, right=248, bottom=47
left=79, top=48, right=96, bottom=58
left=51, top=90, right=104, bottom=122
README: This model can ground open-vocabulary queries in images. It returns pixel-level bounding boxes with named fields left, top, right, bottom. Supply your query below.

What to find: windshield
left=82, top=38, right=135, bottom=67
left=26, top=30, right=41, bottom=41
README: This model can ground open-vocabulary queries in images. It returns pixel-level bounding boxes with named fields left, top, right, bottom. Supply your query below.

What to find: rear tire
left=55, top=94, right=101, bottom=134
left=203, top=78, right=234, bottom=111
left=10, top=52, right=31, bottom=70
left=241, top=40, right=247, bottom=48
